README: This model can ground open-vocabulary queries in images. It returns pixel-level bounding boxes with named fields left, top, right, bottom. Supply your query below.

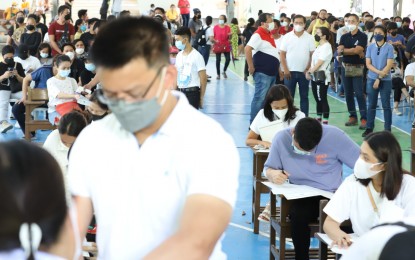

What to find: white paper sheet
left=262, top=181, right=334, bottom=200
left=316, top=233, right=358, bottom=255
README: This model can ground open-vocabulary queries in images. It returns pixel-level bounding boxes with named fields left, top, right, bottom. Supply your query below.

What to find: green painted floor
left=223, top=56, right=412, bottom=171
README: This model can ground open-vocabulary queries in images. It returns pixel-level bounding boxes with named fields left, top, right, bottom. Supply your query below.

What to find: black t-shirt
left=80, top=70, right=96, bottom=90
left=20, top=32, right=42, bottom=56
left=398, top=27, right=414, bottom=40
left=406, top=35, right=415, bottom=54
left=37, top=23, right=49, bottom=39
left=242, top=25, right=256, bottom=46
left=339, top=30, right=368, bottom=65
left=80, top=32, right=95, bottom=52
left=70, top=58, right=86, bottom=83
left=0, top=62, right=25, bottom=92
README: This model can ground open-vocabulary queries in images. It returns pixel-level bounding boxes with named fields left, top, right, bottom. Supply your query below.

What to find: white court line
left=229, top=222, right=294, bottom=246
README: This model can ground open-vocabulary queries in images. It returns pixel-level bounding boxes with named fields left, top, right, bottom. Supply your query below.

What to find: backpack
left=195, top=26, right=210, bottom=46
left=58, top=23, right=70, bottom=49
left=12, top=25, right=26, bottom=44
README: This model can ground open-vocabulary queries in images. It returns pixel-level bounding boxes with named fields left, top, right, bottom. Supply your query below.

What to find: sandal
left=222, top=72, right=228, bottom=79
left=258, top=203, right=271, bottom=223
left=216, top=75, right=220, bottom=80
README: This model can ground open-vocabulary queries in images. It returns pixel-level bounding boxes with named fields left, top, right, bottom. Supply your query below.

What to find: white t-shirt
left=14, top=56, right=41, bottom=75
left=206, top=26, right=214, bottom=45
left=274, top=36, right=283, bottom=62
left=68, top=91, right=240, bottom=260
left=311, top=42, right=333, bottom=84
left=279, top=31, right=316, bottom=72
left=341, top=218, right=415, bottom=260
left=46, top=77, right=78, bottom=113
left=405, top=62, right=415, bottom=79
left=250, top=109, right=305, bottom=135
left=175, top=49, right=206, bottom=88
left=43, top=129, right=71, bottom=203
left=324, top=174, right=415, bottom=236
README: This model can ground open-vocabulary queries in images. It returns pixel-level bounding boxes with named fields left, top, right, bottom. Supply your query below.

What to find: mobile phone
left=7, top=67, right=14, bottom=72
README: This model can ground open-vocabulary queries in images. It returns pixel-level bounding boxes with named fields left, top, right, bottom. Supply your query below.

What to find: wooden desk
left=251, top=147, right=269, bottom=234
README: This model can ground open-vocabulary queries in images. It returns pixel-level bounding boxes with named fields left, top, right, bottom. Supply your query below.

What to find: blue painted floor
left=1, top=57, right=413, bottom=259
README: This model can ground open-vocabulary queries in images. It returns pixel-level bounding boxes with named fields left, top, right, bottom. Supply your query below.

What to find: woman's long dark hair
left=0, top=140, right=67, bottom=259
left=358, top=131, right=404, bottom=200
left=263, top=84, right=299, bottom=124
left=318, top=26, right=335, bottom=52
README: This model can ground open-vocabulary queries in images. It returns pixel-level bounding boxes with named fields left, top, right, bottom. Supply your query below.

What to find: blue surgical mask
left=291, top=136, right=312, bottom=156
left=58, top=69, right=71, bottom=78
left=85, top=63, right=96, bottom=72
left=175, top=40, right=185, bottom=50
left=104, top=67, right=168, bottom=133
left=218, top=19, right=225, bottom=25
left=80, top=24, right=87, bottom=32
left=396, top=22, right=402, bottom=28
left=374, top=34, right=385, bottom=42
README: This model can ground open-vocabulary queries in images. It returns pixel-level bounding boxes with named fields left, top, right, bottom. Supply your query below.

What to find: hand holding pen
left=267, top=169, right=290, bottom=185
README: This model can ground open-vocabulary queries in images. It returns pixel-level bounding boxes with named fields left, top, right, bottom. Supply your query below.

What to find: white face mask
left=40, top=53, right=49, bottom=58
left=347, top=24, right=357, bottom=32
left=281, top=21, right=288, bottom=27
left=267, top=22, right=275, bottom=31
left=294, top=24, right=304, bottom=32
left=75, top=48, right=84, bottom=55
left=272, top=108, right=288, bottom=121
left=344, top=21, right=349, bottom=27
left=65, top=51, right=75, bottom=60
left=353, top=157, right=382, bottom=179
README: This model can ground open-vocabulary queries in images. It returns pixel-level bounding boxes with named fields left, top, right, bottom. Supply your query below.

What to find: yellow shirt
left=21, top=2, right=30, bottom=9
left=166, top=9, right=178, bottom=21
left=4, top=7, right=20, bottom=20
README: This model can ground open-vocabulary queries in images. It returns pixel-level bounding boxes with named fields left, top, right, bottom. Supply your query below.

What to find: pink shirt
left=177, top=0, right=190, bottom=15
left=214, top=25, right=231, bottom=44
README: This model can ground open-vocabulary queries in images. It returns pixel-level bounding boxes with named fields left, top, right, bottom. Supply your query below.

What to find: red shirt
left=279, top=26, right=293, bottom=36
left=213, top=25, right=231, bottom=44
left=48, top=21, right=75, bottom=56
left=177, top=0, right=190, bottom=15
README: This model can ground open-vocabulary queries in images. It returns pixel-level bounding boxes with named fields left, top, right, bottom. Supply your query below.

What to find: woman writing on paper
left=246, top=84, right=305, bottom=149
left=323, top=131, right=415, bottom=248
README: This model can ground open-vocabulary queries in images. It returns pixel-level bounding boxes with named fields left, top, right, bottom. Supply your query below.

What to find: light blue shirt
left=366, top=42, right=394, bottom=80
left=264, top=125, right=360, bottom=192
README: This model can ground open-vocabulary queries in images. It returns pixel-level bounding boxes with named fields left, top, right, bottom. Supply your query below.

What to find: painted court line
left=229, top=222, right=294, bottom=246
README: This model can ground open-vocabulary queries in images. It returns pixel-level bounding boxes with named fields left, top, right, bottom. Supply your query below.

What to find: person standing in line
left=188, top=8, right=203, bottom=47
left=68, top=16, right=239, bottom=259
left=338, top=13, right=368, bottom=130
left=178, top=0, right=190, bottom=27
left=279, top=14, right=315, bottom=116
left=246, top=13, right=279, bottom=123
left=212, top=14, right=231, bottom=80
left=242, top=18, right=257, bottom=81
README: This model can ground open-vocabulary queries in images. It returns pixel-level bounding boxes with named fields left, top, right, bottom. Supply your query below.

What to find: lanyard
left=366, top=185, right=380, bottom=217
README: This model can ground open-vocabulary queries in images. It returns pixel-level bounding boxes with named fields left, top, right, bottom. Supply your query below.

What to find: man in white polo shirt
left=68, top=17, right=239, bottom=259
left=280, top=14, right=315, bottom=116
left=174, top=26, right=207, bottom=109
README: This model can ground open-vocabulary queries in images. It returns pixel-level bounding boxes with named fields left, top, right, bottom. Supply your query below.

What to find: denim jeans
left=198, top=45, right=211, bottom=65
left=250, top=72, right=276, bottom=123
left=181, top=14, right=190, bottom=27
left=366, top=78, right=392, bottom=131
left=341, top=67, right=367, bottom=120
left=284, top=71, right=310, bottom=116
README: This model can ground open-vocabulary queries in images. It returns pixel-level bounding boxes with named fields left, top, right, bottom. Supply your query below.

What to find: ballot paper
left=315, top=233, right=359, bottom=255
left=258, top=120, right=285, bottom=143
left=262, top=181, right=334, bottom=200
left=77, top=95, right=92, bottom=106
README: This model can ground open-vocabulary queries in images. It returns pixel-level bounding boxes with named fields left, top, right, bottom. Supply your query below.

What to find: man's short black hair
left=28, top=14, right=39, bottom=23
left=78, top=9, right=87, bottom=19
left=387, top=22, right=398, bottom=31
left=293, top=14, right=306, bottom=24
left=90, top=17, right=169, bottom=69
left=154, top=7, right=165, bottom=14
left=258, top=13, right=271, bottom=24
left=61, top=43, right=75, bottom=52
left=2, top=45, right=14, bottom=56
left=311, top=11, right=318, bottom=16
left=175, top=26, right=191, bottom=41
left=88, top=18, right=99, bottom=25
left=58, top=5, right=69, bottom=15
left=403, top=17, right=411, bottom=24
left=205, top=16, right=212, bottom=26
left=294, top=118, right=323, bottom=151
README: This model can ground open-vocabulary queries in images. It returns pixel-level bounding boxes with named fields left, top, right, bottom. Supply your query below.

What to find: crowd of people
left=1, top=1, right=415, bottom=260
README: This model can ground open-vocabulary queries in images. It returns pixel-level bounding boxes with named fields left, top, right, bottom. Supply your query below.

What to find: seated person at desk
left=246, top=84, right=305, bottom=149
left=264, top=118, right=360, bottom=260
left=323, top=131, right=415, bottom=248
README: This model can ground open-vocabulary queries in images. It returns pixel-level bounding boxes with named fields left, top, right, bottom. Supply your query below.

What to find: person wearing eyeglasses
left=363, top=25, right=394, bottom=138
left=68, top=17, right=239, bottom=259
left=264, top=117, right=359, bottom=260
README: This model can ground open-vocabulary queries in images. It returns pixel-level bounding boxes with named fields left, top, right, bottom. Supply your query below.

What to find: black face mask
left=17, top=17, right=24, bottom=24
left=391, top=31, right=397, bottom=36
left=26, top=25, right=35, bottom=31
left=403, top=25, right=409, bottom=29
left=334, top=24, right=340, bottom=30
left=65, top=14, right=71, bottom=21
left=91, top=112, right=108, bottom=121
left=314, top=35, right=321, bottom=42
left=4, top=58, right=14, bottom=67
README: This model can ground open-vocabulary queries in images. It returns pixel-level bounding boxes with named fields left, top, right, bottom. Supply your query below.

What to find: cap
left=193, top=8, right=201, bottom=14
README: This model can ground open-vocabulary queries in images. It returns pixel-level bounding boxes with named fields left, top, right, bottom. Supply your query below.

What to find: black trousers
left=289, top=196, right=323, bottom=260
left=392, top=77, right=407, bottom=102
left=216, top=52, right=231, bottom=76
left=311, top=81, right=330, bottom=119
left=12, top=102, right=26, bottom=134
left=180, top=89, right=200, bottom=109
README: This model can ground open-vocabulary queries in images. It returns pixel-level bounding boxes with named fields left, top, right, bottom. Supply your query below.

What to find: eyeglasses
left=97, top=66, right=164, bottom=105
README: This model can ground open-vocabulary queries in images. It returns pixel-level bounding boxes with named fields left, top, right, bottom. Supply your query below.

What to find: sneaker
left=345, top=117, right=358, bottom=126
left=362, top=128, right=373, bottom=137
left=393, top=108, right=403, bottom=116
left=359, top=119, right=367, bottom=130
left=322, top=120, right=328, bottom=125
left=0, top=120, right=13, bottom=133
left=222, top=71, right=228, bottom=79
